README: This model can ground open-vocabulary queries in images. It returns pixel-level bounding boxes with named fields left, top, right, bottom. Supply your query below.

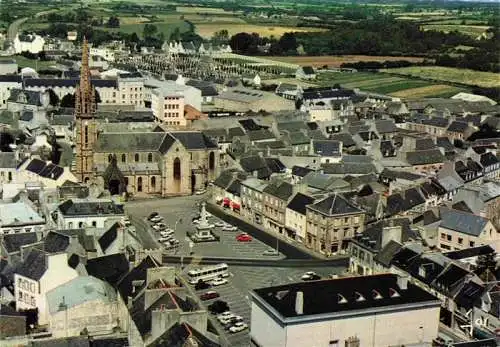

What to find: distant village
left=0, top=31, right=499, bottom=347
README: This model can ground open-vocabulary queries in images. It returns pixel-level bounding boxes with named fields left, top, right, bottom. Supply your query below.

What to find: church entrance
left=173, top=157, right=181, bottom=193
left=109, top=179, right=121, bottom=195
left=191, top=173, right=196, bottom=193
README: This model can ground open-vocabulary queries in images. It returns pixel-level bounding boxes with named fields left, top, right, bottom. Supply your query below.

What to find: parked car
left=262, top=248, right=279, bottom=256
left=195, top=189, right=207, bottom=195
left=153, top=223, right=167, bottom=231
left=208, top=301, right=229, bottom=314
left=147, top=212, right=159, bottom=221
left=236, top=233, right=252, bottom=242
left=219, top=314, right=241, bottom=325
left=195, top=280, right=211, bottom=291
left=223, top=316, right=244, bottom=329
left=159, top=236, right=173, bottom=243
left=229, top=322, right=248, bottom=333
left=301, top=271, right=321, bottom=281
left=160, top=230, right=174, bottom=237
left=150, top=215, right=163, bottom=223
left=217, top=311, right=234, bottom=320
left=214, top=221, right=226, bottom=227
left=210, top=278, right=228, bottom=286
left=168, top=239, right=180, bottom=245
left=223, top=225, right=238, bottom=231
left=200, top=291, right=220, bottom=301
left=122, top=218, right=131, bottom=227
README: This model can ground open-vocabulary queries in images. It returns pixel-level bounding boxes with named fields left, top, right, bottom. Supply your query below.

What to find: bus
left=187, top=263, right=229, bottom=284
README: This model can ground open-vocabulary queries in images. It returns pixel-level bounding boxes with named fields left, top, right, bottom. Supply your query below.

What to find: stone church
left=74, top=38, right=219, bottom=197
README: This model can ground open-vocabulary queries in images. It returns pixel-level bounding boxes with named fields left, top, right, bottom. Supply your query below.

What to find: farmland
left=422, top=24, right=491, bottom=38
left=195, top=24, right=326, bottom=39
left=267, top=55, right=427, bottom=68
left=381, top=66, right=500, bottom=88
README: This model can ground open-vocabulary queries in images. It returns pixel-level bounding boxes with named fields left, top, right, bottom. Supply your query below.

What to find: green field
left=104, top=20, right=191, bottom=38
left=381, top=66, right=500, bottom=88
left=11, top=56, right=57, bottom=70
left=422, top=24, right=491, bottom=37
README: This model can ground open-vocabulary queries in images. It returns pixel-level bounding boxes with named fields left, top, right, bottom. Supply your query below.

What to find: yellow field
left=120, top=16, right=150, bottom=25
left=195, top=24, right=326, bottom=38
left=382, top=66, right=500, bottom=88
left=390, top=85, right=463, bottom=99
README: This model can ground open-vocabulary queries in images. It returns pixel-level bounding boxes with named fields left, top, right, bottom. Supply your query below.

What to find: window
left=78, top=222, right=83, bottom=228
left=135, top=153, right=139, bottom=162
left=151, top=176, right=156, bottom=190
left=92, top=221, right=97, bottom=227
left=458, top=238, right=463, bottom=244
left=137, top=177, right=143, bottom=192
left=84, top=125, right=88, bottom=144
left=470, top=241, right=475, bottom=247
left=440, top=243, right=451, bottom=250
left=446, top=234, right=452, bottom=241
left=108, top=154, right=113, bottom=163
left=68, top=222, right=73, bottom=228
left=148, top=153, right=153, bottom=162
left=121, top=154, right=126, bottom=163
left=7, top=172, right=12, bottom=182
left=329, top=340, right=339, bottom=347
left=440, top=233, right=446, bottom=240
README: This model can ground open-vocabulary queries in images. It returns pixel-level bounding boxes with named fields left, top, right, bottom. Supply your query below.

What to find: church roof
left=95, top=132, right=176, bottom=153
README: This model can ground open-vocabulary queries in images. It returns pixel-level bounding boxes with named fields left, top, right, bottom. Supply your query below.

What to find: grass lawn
left=422, top=24, right=490, bottom=37
left=267, top=55, right=427, bottom=68
left=195, top=23, right=326, bottom=39
left=381, top=66, right=500, bottom=88
left=105, top=20, right=191, bottom=38
left=390, top=85, right=466, bottom=99
left=11, top=56, right=57, bottom=70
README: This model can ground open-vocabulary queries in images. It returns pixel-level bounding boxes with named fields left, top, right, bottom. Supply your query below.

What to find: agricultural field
left=195, top=24, right=326, bottom=39
left=105, top=20, right=191, bottom=38
left=267, top=55, right=427, bottom=68
left=390, top=85, right=465, bottom=99
left=11, top=56, right=57, bottom=70
left=176, top=6, right=239, bottom=15
left=381, top=66, right=500, bottom=88
left=422, top=24, right=491, bottom=38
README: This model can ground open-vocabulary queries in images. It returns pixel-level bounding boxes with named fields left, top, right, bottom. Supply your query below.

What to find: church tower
left=74, top=37, right=97, bottom=183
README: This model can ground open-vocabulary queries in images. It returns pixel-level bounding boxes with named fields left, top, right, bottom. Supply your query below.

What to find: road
left=7, top=8, right=61, bottom=40
left=125, top=195, right=349, bottom=347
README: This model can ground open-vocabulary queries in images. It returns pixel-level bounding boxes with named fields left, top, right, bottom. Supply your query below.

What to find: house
left=263, top=180, right=296, bottom=235
left=7, top=89, right=50, bottom=113
left=240, top=177, right=268, bottom=225
left=0, top=152, right=18, bottom=184
left=446, top=121, right=475, bottom=141
left=295, top=66, right=316, bottom=80
left=0, top=59, right=18, bottom=75
left=54, top=199, right=125, bottom=230
left=437, top=208, right=499, bottom=251
left=405, top=149, right=446, bottom=174
left=45, top=276, right=119, bottom=338
left=0, top=75, right=23, bottom=109
left=275, top=83, right=302, bottom=100
left=14, top=248, right=80, bottom=325
left=0, top=201, right=45, bottom=235
left=453, top=182, right=500, bottom=229
left=310, top=139, right=342, bottom=164
left=480, top=152, right=500, bottom=179
left=285, top=192, right=315, bottom=243
left=305, top=194, right=365, bottom=255
left=250, top=274, right=440, bottom=347
left=185, top=79, right=218, bottom=104
left=13, top=33, right=45, bottom=54
left=15, top=158, right=78, bottom=189
left=242, top=73, right=261, bottom=87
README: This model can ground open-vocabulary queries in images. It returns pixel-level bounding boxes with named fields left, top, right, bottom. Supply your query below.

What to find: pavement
left=125, top=195, right=349, bottom=347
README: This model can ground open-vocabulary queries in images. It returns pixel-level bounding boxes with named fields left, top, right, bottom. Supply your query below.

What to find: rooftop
left=58, top=199, right=124, bottom=217
left=252, top=274, right=439, bottom=321
left=0, top=202, right=45, bottom=226
left=308, top=194, right=362, bottom=216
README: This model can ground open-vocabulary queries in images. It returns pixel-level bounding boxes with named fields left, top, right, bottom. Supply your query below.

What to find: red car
left=236, top=233, right=252, bottom=242
left=200, top=291, right=220, bottom=301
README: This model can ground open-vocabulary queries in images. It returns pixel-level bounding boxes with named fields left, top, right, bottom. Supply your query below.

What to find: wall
left=285, top=208, right=307, bottom=242
left=0, top=81, right=22, bottom=109
left=438, top=221, right=499, bottom=251
left=57, top=213, right=123, bottom=229
left=14, top=274, right=39, bottom=311
left=282, top=306, right=440, bottom=347
left=251, top=301, right=286, bottom=347
left=0, top=315, right=26, bottom=338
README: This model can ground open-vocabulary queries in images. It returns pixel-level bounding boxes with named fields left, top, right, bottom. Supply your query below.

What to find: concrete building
left=13, top=34, right=45, bottom=54
left=55, top=198, right=125, bottom=230
left=214, top=88, right=294, bottom=113
left=0, top=59, right=18, bottom=75
left=117, top=72, right=145, bottom=106
left=250, top=274, right=440, bottom=347
left=151, top=88, right=186, bottom=126
left=0, top=75, right=22, bottom=109
left=15, top=158, right=78, bottom=189
left=285, top=192, right=315, bottom=243
left=306, top=194, right=365, bottom=255
left=240, top=177, right=268, bottom=225
left=14, top=248, right=79, bottom=325
left=46, top=275, right=119, bottom=338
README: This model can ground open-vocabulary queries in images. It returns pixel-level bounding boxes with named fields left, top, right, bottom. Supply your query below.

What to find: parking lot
left=126, top=196, right=347, bottom=346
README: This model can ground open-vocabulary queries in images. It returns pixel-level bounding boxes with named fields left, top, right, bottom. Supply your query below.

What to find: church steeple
left=74, top=37, right=97, bottom=183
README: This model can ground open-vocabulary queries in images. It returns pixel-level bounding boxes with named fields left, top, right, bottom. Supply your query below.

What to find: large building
left=250, top=274, right=440, bottom=347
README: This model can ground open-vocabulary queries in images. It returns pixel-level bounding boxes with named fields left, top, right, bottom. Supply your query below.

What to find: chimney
left=295, top=291, right=304, bottom=315
left=397, top=276, right=408, bottom=290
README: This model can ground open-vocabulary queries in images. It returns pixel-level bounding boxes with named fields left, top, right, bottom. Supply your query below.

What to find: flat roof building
left=250, top=273, right=440, bottom=347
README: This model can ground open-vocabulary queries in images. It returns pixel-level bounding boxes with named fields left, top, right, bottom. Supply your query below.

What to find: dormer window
left=338, top=294, right=347, bottom=304
left=372, top=290, right=382, bottom=300
left=389, top=288, right=400, bottom=298
left=355, top=292, right=365, bottom=302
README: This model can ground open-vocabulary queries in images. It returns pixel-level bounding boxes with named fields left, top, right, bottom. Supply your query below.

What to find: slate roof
left=8, top=89, right=43, bottom=106
left=329, top=133, right=356, bottom=147
left=253, top=273, right=438, bottom=318
left=285, top=131, right=310, bottom=145
left=308, top=194, right=362, bottom=216
left=480, top=152, right=499, bottom=167
left=451, top=339, right=498, bottom=347
left=0, top=75, right=22, bottom=82
left=247, top=129, right=275, bottom=142
left=375, top=120, right=398, bottom=134
left=291, top=165, right=314, bottom=178
left=186, top=80, right=218, bottom=97
left=447, top=121, right=469, bottom=133
left=415, top=138, right=436, bottom=151
left=24, top=158, right=64, bottom=180
left=98, top=222, right=119, bottom=253
left=3, top=232, right=38, bottom=253
left=85, top=253, right=129, bottom=287
left=375, top=240, right=403, bottom=267
left=444, top=245, right=495, bottom=260
left=301, top=66, right=315, bottom=75
left=440, top=209, right=489, bottom=237
left=321, top=163, right=376, bottom=175
left=265, top=157, right=286, bottom=173
left=170, top=132, right=218, bottom=149
left=301, top=87, right=355, bottom=101
left=312, top=140, right=341, bottom=157
left=58, top=199, right=124, bottom=216
left=287, top=193, right=315, bottom=215
left=436, top=137, right=455, bottom=151
left=95, top=132, right=176, bottom=153
left=29, top=336, right=90, bottom=347
left=263, top=181, right=294, bottom=201
left=421, top=117, right=449, bottom=128
left=406, top=149, right=445, bottom=165
left=17, top=248, right=47, bottom=280
left=43, top=231, right=71, bottom=253
left=117, top=256, right=157, bottom=299
left=24, top=78, right=117, bottom=88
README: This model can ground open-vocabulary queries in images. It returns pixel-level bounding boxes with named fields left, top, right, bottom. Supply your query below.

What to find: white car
left=150, top=215, right=163, bottom=223
left=159, top=236, right=173, bottom=243
left=210, top=278, right=228, bottom=286
left=220, top=315, right=242, bottom=325
left=217, top=311, right=234, bottom=321
left=222, top=225, right=238, bottom=231
left=160, top=230, right=174, bottom=237
left=195, top=189, right=207, bottom=195
left=153, top=223, right=166, bottom=231
left=229, top=322, right=248, bottom=333
left=214, top=221, right=225, bottom=227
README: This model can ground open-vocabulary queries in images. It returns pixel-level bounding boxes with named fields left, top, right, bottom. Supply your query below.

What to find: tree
left=94, top=89, right=101, bottom=104
left=60, top=93, right=76, bottom=108
left=47, top=89, right=59, bottom=106
left=229, top=32, right=260, bottom=54
left=170, top=27, right=181, bottom=41
left=107, top=16, right=120, bottom=28
left=212, top=29, right=229, bottom=44
left=143, top=24, right=158, bottom=38
left=278, top=32, right=298, bottom=53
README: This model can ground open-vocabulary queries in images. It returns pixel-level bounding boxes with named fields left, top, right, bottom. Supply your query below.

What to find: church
left=74, top=38, right=219, bottom=197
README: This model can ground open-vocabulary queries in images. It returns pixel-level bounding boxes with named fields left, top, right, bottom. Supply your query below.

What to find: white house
left=285, top=193, right=315, bottom=244
left=15, top=158, right=78, bottom=189
left=0, top=201, right=45, bottom=235
left=14, top=249, right=79, bottom=325
left=251, top=274, right=440, bottom=347
left=13, top=34, right=45, bottom=54
left=55, top=198, right=125, bottom=230
left=0, top=75, right=23, bottom=109
left=0, top=60, right=18, bottom=75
